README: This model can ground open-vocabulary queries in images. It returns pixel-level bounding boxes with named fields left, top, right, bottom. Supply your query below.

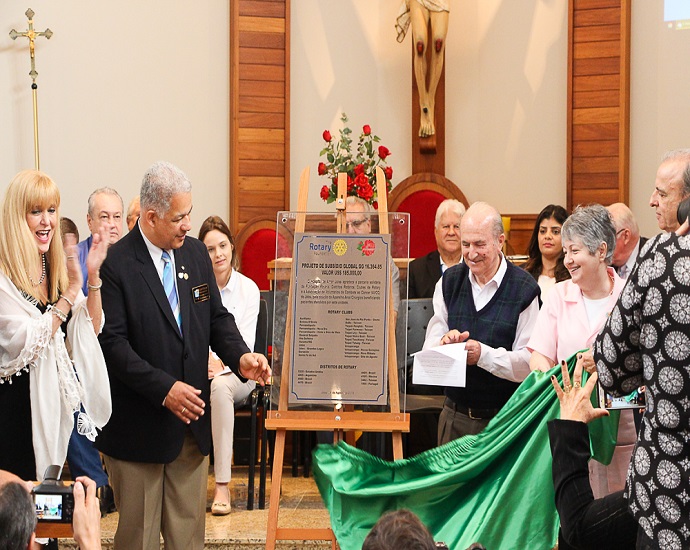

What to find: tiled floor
left=58, top=466, right=334, bottom=549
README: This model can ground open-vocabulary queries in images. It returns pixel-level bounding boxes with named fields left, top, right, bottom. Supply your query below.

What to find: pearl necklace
left=28, top=254, right=46, bottom=286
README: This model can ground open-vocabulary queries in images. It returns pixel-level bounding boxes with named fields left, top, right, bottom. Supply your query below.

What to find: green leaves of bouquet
left=318, top=113, right=393, bottom=210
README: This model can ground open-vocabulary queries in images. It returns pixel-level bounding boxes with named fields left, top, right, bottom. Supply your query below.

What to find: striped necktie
left=162, top=250, right=182, bottom=334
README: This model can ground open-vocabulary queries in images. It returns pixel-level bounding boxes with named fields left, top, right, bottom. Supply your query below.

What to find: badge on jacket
left=192, top=284, right=210, bottom=302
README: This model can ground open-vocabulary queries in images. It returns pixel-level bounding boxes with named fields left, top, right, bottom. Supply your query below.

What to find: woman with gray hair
left=527, top=204, right=636, bottom=498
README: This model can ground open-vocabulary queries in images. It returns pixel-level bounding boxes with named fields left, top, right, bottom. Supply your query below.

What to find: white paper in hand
left=411, top=343, right=467, bottom=387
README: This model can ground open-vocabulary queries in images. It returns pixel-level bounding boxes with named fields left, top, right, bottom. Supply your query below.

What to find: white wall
left=1, top=1, right=229, bottom=239
left=2, top=2, right=688, bottom=240
left=291, top=1, right=690, bottom=239
left=631, top=2, right=690, bottom=238
left=291, top=0, right=568, bottom=213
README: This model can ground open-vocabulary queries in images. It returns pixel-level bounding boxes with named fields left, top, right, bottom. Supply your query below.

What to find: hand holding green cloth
left=313, top=353, right=619, bottom=550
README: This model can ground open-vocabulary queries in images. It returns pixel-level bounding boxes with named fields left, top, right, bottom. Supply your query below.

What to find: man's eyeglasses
left=615, top=228, right=626, bottom=236
left=346, top=218, right=368, bottom=230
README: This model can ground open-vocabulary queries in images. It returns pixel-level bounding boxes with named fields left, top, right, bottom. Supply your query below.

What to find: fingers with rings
left=574, top=381, right=582, bottom=389
left=559, top=360, right=572, bottom=389
left=181, top=406, right=187, bottom=414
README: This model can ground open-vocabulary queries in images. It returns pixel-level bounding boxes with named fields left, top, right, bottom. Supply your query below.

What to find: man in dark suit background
left=407, top=199, right=465, bottom=298
left=97, top=161, right=270, bottom=550
left=606, top=202, right=647, bottom=280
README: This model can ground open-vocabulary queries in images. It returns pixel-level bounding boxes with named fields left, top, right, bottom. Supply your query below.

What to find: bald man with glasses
left=345, top=196, right=400, bottom=315
left=606, top=203, right=647, bottom=280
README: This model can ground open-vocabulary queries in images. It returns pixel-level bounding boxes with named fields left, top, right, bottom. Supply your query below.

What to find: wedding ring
left=563, top=384, right=572, bottom=394
left=66, top=256, right=74, bottom=260
left=181, top=406, right=187, bottom=414
left=574, top=382, right=582, bottom=389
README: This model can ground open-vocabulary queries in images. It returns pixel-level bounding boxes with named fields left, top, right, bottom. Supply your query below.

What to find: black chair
left=245, top=297, right=269, bottom=510
left=396, top=298, right=445, bottom=456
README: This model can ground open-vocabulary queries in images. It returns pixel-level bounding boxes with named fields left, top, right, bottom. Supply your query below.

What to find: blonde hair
left=0, top=170, right=68, bottom=303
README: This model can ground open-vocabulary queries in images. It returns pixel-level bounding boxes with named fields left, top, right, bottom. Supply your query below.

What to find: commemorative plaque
left=289, top=232, right=390, bottom=405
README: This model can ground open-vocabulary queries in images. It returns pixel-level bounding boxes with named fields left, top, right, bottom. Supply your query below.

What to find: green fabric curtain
left=313, top=354, right=619, bottom=550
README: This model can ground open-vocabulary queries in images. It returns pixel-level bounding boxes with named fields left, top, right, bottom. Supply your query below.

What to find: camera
left=32, top=465, right=74, bottom=523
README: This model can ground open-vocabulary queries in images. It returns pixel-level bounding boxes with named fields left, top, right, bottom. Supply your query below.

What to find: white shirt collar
left=468, top=254, right=507, bottom=290
left=440, top=254, right=462, bottom=273
left=220, top=269, right=238, bottom=294
left=139, top=220, right=175, bottom=278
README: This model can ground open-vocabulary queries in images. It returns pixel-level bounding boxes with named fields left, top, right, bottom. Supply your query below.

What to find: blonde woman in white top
left=0, top=170, right=111, bottom=482
left=199, top=216, right=260, bottom=515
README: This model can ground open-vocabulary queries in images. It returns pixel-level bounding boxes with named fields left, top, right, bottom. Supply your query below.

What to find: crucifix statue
left=10, top=8, right=53, bottom=170
left=396, top=0, right=448, bottom=173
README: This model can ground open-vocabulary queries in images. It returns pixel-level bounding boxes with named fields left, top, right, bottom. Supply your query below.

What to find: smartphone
left=597, top=382, right=645, bottom=410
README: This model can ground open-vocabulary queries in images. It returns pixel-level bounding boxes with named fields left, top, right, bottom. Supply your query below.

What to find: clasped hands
left=440, top=329, right=481, bottom=365
left=167, top=352, right=271, bottom=424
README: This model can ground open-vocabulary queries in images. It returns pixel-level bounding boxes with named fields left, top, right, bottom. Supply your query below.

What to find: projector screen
left=665, top=0, right=690, bottom=29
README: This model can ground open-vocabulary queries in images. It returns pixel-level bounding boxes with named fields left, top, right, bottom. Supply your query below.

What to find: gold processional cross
left=10, top=8, right=53, bottom=171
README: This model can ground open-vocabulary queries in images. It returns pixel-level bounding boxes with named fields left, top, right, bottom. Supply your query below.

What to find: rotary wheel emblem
left=333, top=239, right=347, bottom=256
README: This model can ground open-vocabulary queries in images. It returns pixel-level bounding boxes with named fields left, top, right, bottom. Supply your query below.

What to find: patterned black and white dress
left=595, top=232, right=690, bottom=550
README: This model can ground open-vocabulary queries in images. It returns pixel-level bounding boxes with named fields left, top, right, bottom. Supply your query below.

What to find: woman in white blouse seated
left=199, top=216, right=260, bottom=516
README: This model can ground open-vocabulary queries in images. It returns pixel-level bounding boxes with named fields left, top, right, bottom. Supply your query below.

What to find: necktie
left=618, top=264, right=628, bottom=279
left=162, top=251, right=182, bottom=333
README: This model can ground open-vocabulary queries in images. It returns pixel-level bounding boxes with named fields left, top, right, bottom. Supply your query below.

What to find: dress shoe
left=211, top=500, right=231, bottom=516
left=98, top=484, right=116, bottom=517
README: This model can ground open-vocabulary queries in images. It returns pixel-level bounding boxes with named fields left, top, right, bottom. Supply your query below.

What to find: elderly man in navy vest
left=424, top=202, right=541, bottom=444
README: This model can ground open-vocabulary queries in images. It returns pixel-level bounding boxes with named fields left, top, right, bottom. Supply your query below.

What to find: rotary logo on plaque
left=333, top=239, right=347, bottom=256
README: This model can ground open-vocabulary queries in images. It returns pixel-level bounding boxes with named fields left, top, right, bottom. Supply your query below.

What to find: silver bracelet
left=60, top=294, right=75, bottom=307
left=47, top=304, right=68, bottom=323
left=87, top=280, right=102, bottom=291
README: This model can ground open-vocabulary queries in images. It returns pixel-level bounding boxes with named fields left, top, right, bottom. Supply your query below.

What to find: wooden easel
left=264, top=167, right=409, bottom=549
left=35, top=523, right=72, bottom=538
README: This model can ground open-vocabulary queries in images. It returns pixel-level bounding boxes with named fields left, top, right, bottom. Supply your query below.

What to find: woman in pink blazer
left=528, top=204, right=636, bottom=499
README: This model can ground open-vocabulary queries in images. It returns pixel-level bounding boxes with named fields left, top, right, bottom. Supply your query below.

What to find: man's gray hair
left=562, top=204, right=616, bottom=265
left=0, top=481, right=36, bottom=550
left=661, top=149, right=690, bottom=197
left=140, top=161, right=192, bottom=217
left=434, top=199, right=466, bottom=228
left=87, top=187, right=123, bottom=217
left=345, top=195, right=372, bottom=218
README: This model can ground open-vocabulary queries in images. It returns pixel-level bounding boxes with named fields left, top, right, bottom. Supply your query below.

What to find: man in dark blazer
left=408, top=199, right=465, bottom=298
left=606, top=203, right=647, bottom=280
left=97, top=161, right=270, bottom=550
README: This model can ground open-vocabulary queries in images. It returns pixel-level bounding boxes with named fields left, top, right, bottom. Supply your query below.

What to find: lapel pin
left=178, top=273, right=184, bottom=279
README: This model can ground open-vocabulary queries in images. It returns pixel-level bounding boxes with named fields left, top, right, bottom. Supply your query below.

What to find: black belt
left=444, top=398, right=500, bottom=420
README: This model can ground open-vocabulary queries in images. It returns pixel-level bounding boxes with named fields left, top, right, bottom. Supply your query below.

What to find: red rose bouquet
left=318, top=113, right=393, bottom=210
